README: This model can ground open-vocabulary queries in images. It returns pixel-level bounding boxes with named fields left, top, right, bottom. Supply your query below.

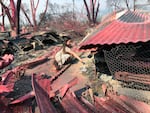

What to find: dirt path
left=51, top=61, right=89, bottom=92
left=26, top=52, right=89, bottom=93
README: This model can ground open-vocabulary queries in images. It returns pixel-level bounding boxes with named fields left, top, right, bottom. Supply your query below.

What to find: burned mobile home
left=80, top=11, right=150, bottom=90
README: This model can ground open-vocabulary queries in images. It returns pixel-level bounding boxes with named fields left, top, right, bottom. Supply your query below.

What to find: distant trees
left=107, top=0, right=150, bottom=12
left=42, top=2, right=88, bottom=34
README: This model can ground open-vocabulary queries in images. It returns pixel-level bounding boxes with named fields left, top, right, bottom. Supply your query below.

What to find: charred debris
left=0, top=30, right=63, bottom=56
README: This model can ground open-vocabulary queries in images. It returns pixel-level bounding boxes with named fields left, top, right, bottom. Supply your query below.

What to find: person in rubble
left=53, top=37, right=85, bottom=71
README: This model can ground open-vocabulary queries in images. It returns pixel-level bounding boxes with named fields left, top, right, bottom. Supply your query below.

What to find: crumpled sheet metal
left=61, top=92, right=90, bottom=113
left=9, top=73, right=78, bottom=104
left=32, top=74, right=58, bottom=113
left=119, top=95, right=150, bottom=113
left=94, top=94, right=150, bottom=113
left=1, top=64, right=150, bottom=113
left=61, top=91, right=150, bottom=113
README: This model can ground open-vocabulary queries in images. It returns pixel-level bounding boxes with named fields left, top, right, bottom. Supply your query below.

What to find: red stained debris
left=1, top=70, right=150, bottom=113
left=0, top=54, right=14, bottom=69
left=0, top=52, right=150, bottom=113
left=61, top=90, right=150, bottom=113
left=10, top=91, right=35, bottom=104
left=58, top=77, right=78, bottom=98
left=0, top=85, right=13, bottom=93
left=119, top=95, right=150, bottom=113
left=61, top=92, right=90, bottom=113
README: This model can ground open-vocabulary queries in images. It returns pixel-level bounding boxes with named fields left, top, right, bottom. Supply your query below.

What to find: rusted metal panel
left=61, top=92, right=90, bottom=113
left=81, top=11, right=150, bottom=48
left=80, top=97, right=99, bottom=113
left=119, top=95, right=150, bottom=113
left=32, top=74, right=58, bottom=113
left=115, top=71, right=150, bottom=85
left=58, top=77, right=78, bottom=98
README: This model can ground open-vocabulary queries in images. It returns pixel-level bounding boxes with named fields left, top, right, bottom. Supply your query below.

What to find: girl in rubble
left=53, top=37, right=85, bottom=71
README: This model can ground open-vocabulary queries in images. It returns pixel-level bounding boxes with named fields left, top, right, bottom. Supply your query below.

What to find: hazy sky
left=5, top=0, right=150, bottom=26
left=17, top=0, right=115, bottom=25
left=50, top=0, right=112, bottom=17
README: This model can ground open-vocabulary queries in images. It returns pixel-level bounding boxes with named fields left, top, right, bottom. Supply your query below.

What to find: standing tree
left=124, top=0, right=130, bottom=11
left=1, top=5, right=5, bottom=31
left=16, top=0, right=22, bottom=34
left=0, top=0, right=22, bottom=35
left=21, top=0, right=49, bottom=31
left=83, top=0, right=100, bottom=26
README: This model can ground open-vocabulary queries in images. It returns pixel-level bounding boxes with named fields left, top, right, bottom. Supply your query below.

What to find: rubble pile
left=1, top=62, right=150, bottom=113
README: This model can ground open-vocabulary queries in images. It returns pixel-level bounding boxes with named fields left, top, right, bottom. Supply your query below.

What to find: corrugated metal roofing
left=81, top=11, right=150, bottom=49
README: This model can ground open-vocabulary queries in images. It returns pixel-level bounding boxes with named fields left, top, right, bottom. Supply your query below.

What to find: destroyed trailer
left=80, top=11, right=150, bottom=91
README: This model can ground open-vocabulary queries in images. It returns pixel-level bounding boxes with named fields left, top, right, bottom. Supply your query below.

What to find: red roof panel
left=81, top=11, right=150, bottom=49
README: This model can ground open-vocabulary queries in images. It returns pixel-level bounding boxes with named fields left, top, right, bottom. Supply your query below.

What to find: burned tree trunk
left=94, top=2, right=100, bottom=23
left=1, top=6, right=5, bottom=31
left=0, top=0, right=22, bottom=33
left=83, top=0, right=92, bottom=24
left=30, top=0, right=39, bottom=31
left=21, top=5, right=33, bottom=27
left=124, top=0, right=130, bottom=11
left=38, top=0, right=49, bottom=26
left=0, top=1, right=15, bottom=29
left=83, top=0, right=100, bottom=26
left=16, top=0, right=22, bottom=35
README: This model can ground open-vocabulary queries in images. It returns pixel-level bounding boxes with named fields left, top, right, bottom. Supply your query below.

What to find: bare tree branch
left=16, top=0, right=21, bottom=35
left=35, top=0, right=39, bottom=10
left=10, top=0, right=16, bottom=23
left=92, top=0, right=95, bottom=23
left=83, top=0, right=92, bottom=23
left=21, top=5, right=33, bottom=26
left=38, top=0, right=49, bottom=26
left=1, top=6, right=5, bottom=31
left=124, top=0, right=130, bottom=11
left=94, top=2, right=99, bottom=23
left=30, top=0, right=37, bottom=30
left=0, top=1, right=14, bottom=29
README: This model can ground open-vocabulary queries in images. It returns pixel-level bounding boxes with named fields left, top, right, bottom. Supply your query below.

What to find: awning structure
left=80, top=11, right=150, bottom=49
